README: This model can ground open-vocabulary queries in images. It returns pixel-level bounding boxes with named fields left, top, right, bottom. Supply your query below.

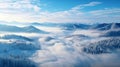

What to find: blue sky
left=0, top=0, right=120, bottom=23
left=40, top=0, right=120, bottom=12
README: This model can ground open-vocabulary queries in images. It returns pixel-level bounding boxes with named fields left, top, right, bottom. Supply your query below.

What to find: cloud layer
left=0, top=0, right=120, bottom=23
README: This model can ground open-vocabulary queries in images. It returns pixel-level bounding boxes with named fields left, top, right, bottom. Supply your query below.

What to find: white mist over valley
left=0, top=22, right=120, bottom=67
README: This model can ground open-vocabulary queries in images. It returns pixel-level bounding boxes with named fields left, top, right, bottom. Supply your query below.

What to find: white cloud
left=39, top=7, right=120, bottom=23
left=0, top=0, right=41, bottom=12
left=89, top=8, right=120, bottom=16
left=0, top=1, right=119, bottom=23
left=71, top=2, right=102, bottom=10
left=0, top=0, right=42, bottom=22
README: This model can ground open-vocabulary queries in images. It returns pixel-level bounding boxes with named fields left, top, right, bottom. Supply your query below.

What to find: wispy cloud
left=0, top=1, right=119, bottom=23
left=39, top=2, right=120, bottom=23
left=71, top=2, right=102, bottom=10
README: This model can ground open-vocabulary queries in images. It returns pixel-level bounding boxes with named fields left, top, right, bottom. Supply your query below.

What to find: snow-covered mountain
left=0, top=24, right=22, bottom=32
left=91, top=23, right=120, bottom=30
left=31, top=22, right=120, bottom=30
left=0, top=34, right=40, bottom=67
left=83, top=38, right=120, bottom=54
left=22, top=25, right=48, bottom=33
left=31, top=22, right=91, bottom=30
left=0, top=24, right=48, bottom=33
left=0, top=23, right=120, bottom=67
left=0, top=34, right=33, bottom=41
left=101, top=30, right=120, bottom=37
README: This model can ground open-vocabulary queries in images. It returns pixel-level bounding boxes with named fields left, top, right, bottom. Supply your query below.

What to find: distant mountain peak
left=0, top=24, right=48, bottom=33
left=110, top=23, right=120, bottom=30
left=23, top=25, right=48, bottom=33
left=23, top=25, right=38, bottom=30
left=92, top=23, right=120, bottom=30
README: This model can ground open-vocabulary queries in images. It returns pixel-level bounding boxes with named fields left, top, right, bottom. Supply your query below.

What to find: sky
left=0, top=0, right=120, bottom=23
